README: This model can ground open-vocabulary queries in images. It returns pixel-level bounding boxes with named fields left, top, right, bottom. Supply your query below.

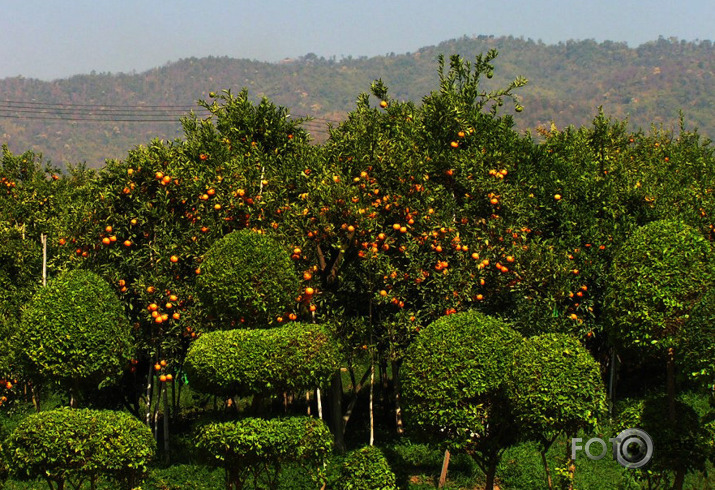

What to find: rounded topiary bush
left=401, top=310, right=522, bottom=489
left=6, top=407, right=155, bottom=489
left=185, top=322, right=341, bottom=396
left=329, top=445, right=398, bottom=490
left=605, top=219, right=714, bottom=356
left=505, top=333, right=606, bottom=446
left=196, top=229, right=300, bottom=326
left=401, top=310, right=522, bottom=445
left=196, top=416, right=332, bottom=489
left=19, top=269, right=132, bottom=392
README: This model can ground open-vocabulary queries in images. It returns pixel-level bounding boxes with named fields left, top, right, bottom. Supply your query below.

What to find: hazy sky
left=1, top=0, right=712, bottom=81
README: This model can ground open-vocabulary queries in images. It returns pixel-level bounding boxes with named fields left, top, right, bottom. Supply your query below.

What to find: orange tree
left=0, top=146, right=92, bottom=408
left=61, top=90, right=316, bottom=432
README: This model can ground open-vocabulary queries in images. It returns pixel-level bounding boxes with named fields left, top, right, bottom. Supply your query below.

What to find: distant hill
left=1, top=35, right=713, bottom=168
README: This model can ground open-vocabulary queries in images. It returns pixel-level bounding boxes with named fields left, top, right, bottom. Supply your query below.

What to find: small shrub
left=195, top=416, right=332, bottom=489
left=328, top=446, right=398, bottom=490
left=6, top=407, right=155, bottom=489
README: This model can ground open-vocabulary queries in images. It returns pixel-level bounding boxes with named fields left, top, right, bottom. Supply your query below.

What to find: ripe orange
left=102, top=237, right=111, bottom=245
left=303, top=272, right=312, bottom=281
left=147, top=286, right=156, bottom=294
left=155, top=171, right=164, bottom=180
left=59, top=238, right=66, bottom=246
left=124, top=240, right=132, bottom=247
left=165, top=374, right=173, bottom=382
left=159, top=375, right=167, bottom=382
left=476, top=294, right=484, bottom=301
left=392, top=223, right=401, bottom=231
left=450, top=141, right=459, bottom=148
left=172, top=312, right=180, bottom=320
left=105, top=225, right=113, bottom=233
left=380, top=100, right=388, bottom=108
left=170, top=255, right=179, bottom=263
left=309, top=304, right=317, bottom=312
left=305, top=287, right=315, bottom=296
left=554, top=194, right=562, bottom=201
left=154, top=363, right=161, bottom=371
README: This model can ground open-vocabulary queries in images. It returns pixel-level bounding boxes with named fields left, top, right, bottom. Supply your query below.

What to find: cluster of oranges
left=153, top=359, right=173, bottom=383
left=0, top=378, right=14, bottom=406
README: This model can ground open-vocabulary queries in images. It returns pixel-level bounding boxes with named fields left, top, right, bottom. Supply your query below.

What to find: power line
left=0, top=99, right=344, bottom=127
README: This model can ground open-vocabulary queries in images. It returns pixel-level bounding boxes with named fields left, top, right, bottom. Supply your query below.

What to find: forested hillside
left=0, top=35, right=712, bottom=167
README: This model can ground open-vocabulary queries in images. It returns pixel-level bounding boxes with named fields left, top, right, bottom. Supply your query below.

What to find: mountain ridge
left=1, top=35, right=712, bottom=168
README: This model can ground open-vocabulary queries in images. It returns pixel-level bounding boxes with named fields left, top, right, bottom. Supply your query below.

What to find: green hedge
left=18, top=269, right=132, bottom=391
left=5, top=407, right=155, bottom=489
left=185, top=322, right=341, bottom=396
left=196, top=416, right=332, bottom=489
left=328, top=445, right=398, bottom=490
left=197, top=229, right=300, bottom=326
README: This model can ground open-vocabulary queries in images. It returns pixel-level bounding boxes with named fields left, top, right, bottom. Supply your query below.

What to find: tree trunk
left=145, top=363, right=154, bottom=428
left=163, top=382, right=171, bottom=465
left=666, top=348, right=676, bottom=422
left=541, top=451, right=553, bottom=489
left=484, top=459, right=498, bottom=490
left=369, top=359, right=375, bottom=446
left=329, top=373, right=345, bottom=452
left=392, top=360, right=404, bottom=435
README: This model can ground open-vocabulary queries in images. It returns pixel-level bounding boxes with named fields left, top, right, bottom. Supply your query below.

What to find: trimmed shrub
left=6, top=407, right=155, bottom=489
left=196, top=416, right=332, bottom=489
left=401, top=310, right=522, bottom=489
left=328, top=445, right=398, bottom=490
left=18, top=269, right=132, bottom=394
left=185, top=322, right=341, bottom=397
left=506, top=333, right=606, bottom=446
left=605, top=219, right=714, bottom=356
left=196, top=229, right=299, bottom=326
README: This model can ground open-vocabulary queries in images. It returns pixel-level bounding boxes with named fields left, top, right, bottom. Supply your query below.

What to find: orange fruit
left=102, top=237, right=111, bottom=245
left=170, top=255, right=179, bottom=263
left=154, top=363, right=161, bottom=371
left=305, top=287, right=315, bottom=296
left=554, top=194, right=562, bottom=201
left=124, top=240, right=132, bottom=247
left=380, top=100, right=388, bottom=108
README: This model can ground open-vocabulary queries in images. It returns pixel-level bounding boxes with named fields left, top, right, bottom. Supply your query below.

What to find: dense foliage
left=184, top=322, right=341, bottom=396
left=605, top=219, right=715, bottom=356
left=5, top=407, right=155, bottom=489
left=195, top=417, right=332, bottom=489
left=18, top=269, right=132, bottom=400
left=197, top=228, right=300, bottom=326
left=329, top=445, right=398, bottom=490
